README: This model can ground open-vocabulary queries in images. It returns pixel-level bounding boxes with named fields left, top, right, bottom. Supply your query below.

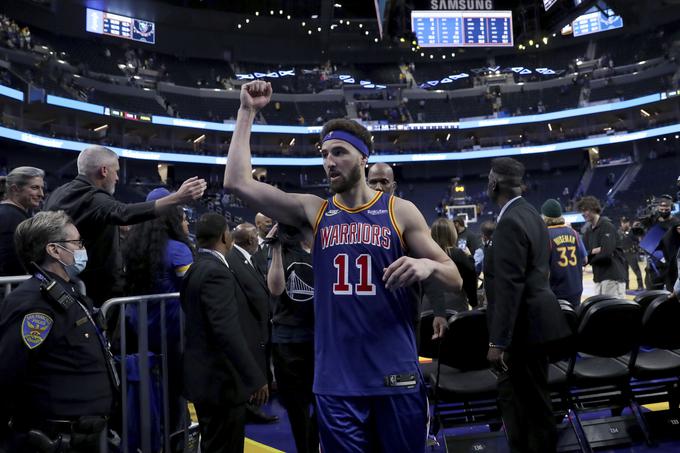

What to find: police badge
left=21, top=312, right=53, bottom=349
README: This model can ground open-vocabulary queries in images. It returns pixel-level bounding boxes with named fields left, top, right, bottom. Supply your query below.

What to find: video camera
left=632, top=194, right=675, bottom=236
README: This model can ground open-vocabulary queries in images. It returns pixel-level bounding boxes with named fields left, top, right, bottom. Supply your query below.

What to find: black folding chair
left=563, top=298, right=644, bottom=453
left=634, top=289, right=671, bottom=311
left=417, top=309, right=457, bottom=382
left=428, top=309, right=498, bottom=436
left=621, top=295, right=680, bottom=427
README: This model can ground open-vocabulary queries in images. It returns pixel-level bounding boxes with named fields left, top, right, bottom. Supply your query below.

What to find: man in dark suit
left=484, top=157, right=570, bottom=453
left=227, top=222, right=278, bottom=423
left=181, top=214, right=268, bottom=453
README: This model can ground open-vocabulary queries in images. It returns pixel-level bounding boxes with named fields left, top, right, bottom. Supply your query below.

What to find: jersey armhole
left=388, top=196, right=406, bottom=250
left=312, top=200, right=328, bottom=237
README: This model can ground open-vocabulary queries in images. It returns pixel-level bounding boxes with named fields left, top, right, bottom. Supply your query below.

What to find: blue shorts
left=316, top=384, right=428, bottom=453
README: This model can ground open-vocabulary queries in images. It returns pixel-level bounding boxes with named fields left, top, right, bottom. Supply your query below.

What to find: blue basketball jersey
left=547, top=225, right=586, bottom=299
left=312, top=191, right=419, bottom=396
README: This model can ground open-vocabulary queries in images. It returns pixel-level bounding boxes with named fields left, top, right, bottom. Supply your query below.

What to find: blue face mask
left=55, top=244, right=88, bottom=277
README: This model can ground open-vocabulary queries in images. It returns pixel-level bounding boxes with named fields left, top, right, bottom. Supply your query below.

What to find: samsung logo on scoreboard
left=430, top=0, right=494, bottom=10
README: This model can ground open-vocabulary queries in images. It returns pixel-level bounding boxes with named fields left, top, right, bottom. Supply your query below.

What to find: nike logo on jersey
left=325, top=209, right=340, bottom=217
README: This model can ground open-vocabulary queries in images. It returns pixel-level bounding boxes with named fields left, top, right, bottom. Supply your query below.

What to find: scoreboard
left=412, top=10, right=513, bottom=48
left=86, top=8, right=156, bottom=44
left=572, top=8, right=622, bottom=37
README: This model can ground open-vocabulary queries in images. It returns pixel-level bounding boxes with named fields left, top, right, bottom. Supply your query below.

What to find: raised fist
left=240, top=80, right=272, bottom=112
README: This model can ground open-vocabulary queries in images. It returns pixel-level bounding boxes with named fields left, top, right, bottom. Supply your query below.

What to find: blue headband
left=321, top=130, right=370, bottom=157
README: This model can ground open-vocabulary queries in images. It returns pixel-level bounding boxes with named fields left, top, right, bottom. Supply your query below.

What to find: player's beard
left=330, top=163, right=363, bottom=194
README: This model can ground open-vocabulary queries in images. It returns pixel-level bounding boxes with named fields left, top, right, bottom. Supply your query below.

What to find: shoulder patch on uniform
left=21, top=313, right=53, bottom=350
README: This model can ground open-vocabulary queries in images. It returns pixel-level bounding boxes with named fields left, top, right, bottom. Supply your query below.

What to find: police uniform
left=0, top=273, right=116, bottom=453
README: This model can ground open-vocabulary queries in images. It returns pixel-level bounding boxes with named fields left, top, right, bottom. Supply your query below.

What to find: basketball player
left=224, top=80, right=462, bottom=452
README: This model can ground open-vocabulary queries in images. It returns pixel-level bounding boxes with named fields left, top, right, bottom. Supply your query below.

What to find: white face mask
left=55, top=244, right=88, bottom=277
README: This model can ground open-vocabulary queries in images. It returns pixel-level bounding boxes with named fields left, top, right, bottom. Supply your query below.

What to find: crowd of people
left=1, top=80, right=680, bottom=453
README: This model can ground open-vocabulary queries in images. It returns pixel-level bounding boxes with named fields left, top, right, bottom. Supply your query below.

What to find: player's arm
left=383, top=198, right=462, bottom=291
left=223, top=81, right=323, bottom=229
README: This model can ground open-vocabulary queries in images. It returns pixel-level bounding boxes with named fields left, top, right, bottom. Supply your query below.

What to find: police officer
left=0, top=210, right=117, bottom=453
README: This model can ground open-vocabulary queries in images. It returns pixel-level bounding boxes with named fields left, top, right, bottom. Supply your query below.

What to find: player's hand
left=266, top=223, right=278, bottom=240
left=266, top=224, right=280, bottom=247
left=249, top=384, right=269, bottom=406
left=240, top=81, right=272, bottom=112
left=432, top=316, right=448, bottom=340
left=174, top=176, right=207, bottom=203
left=487, top=347, right=508, bottom=374
left=383, top=256, right=434, bottom=290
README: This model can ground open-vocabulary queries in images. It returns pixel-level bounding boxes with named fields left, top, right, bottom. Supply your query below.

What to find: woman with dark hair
left=122, top=188, right=193, bottom=447
left=0, top=166, right=45, bottom=276
left=427, top=217, right=478, bottom=312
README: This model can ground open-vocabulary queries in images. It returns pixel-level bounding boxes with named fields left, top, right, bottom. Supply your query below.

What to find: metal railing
left=0, top=275, right=31, bottom=298
left=102, top=292, right=187, bottom=453
left=1, top=274, right=87, bottom=299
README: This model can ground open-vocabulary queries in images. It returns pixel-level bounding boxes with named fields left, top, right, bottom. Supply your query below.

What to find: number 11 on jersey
left=333, top=253, right=377, bottom=296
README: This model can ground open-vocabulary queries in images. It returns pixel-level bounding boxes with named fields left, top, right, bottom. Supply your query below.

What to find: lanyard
left=33, top=273, right=121, bottom=390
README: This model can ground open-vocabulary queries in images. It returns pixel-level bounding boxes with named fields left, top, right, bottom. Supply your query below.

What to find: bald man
left=367, top=162, right=397, bottom=195
left=255, top=213, right=273, bottom=246
left=45, top=145, right=206, bottom=305
left=226, top=222, right=279, bottom=424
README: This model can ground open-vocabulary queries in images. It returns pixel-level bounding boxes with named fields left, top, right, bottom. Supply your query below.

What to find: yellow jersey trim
left=332, top=191, right=382, bottom=213
left=312, top=200, right=328, bottom=236
left=388, top=195, right=406, bottom=249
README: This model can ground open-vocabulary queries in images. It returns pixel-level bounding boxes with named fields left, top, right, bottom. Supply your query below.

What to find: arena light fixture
left=93, top=124, right=108, bottom=132
left=640, top=109, right=650, bottom=117
left=334, top=3, right=342, bottom=7
left=245, top=19, right=250, bottom=23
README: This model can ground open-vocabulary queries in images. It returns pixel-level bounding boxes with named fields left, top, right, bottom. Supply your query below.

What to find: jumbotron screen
left=86, top=8, right=156, bottom=44
left=411, top=10, right=513, bottom=47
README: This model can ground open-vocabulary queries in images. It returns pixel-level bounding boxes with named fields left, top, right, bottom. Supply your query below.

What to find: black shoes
left=246, top=404, right=279, bottom=424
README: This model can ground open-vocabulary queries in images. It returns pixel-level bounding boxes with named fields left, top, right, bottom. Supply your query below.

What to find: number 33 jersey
left=312, top=191, right=419, bottom=396
left=547, top=224, right=586, bottom=298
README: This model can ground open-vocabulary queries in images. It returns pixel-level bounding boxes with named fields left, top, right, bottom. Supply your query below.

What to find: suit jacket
left=226, top=247, right=270, bottom=372
left=252, top=243, right=270, bottom=278
left=484, top=197, right=570, bottom=349
left=180, top=252, right=265, bottom=407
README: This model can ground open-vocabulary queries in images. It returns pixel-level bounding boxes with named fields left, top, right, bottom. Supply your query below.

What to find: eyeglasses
left=54, top=239, right=84, bottom=249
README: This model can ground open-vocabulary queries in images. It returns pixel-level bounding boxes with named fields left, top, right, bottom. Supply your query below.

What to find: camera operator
left=637, top=195, right=679, bottom=289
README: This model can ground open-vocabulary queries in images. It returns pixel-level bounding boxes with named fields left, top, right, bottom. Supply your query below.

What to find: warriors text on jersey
left=312, top=191, right=419, bottom=396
